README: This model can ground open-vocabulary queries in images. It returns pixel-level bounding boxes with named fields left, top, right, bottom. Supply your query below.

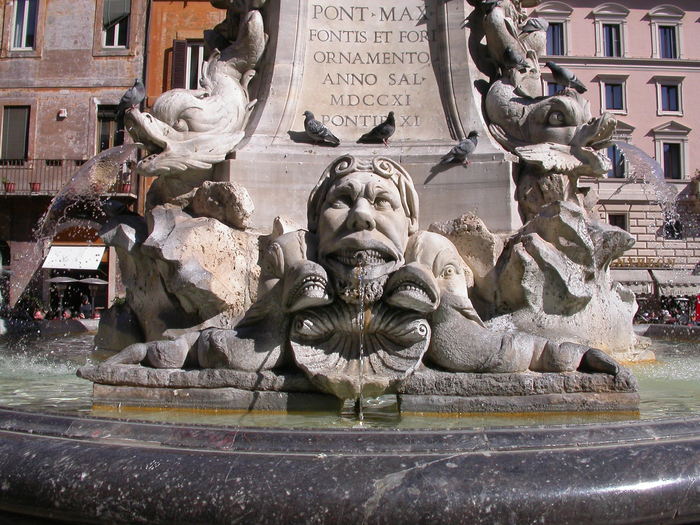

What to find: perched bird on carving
left=503, top=46, right=530, bottom=73
left=520, top=17, right=549, bottom=33
left=440, top=131, right=479, bottom=165
left=117, top=78, right=146, bottom=117
left=303, top=111, right=340, bottom=146
left=545, top=61, right=587, bottom=94
left=358, top=111, right=395, bottom=146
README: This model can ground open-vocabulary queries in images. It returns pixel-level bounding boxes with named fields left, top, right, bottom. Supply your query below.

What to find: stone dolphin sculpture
left=400, top=231, right=626, bottom=376
left=124, top=10, right=267, bottom=187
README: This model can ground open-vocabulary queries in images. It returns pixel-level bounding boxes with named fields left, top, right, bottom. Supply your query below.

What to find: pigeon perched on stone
left=521, top=17, right=549, bottom=33
left=545, top=61, right=587, bottom=94
left=117, top=78, right=146, bottom=116
left=440, top=131, right=479, bottom=165
left=503, top=46, right=530, bottom=73
left=358, top=111, right=395, bottom=146
left=303, top=111, right=340, bottom=146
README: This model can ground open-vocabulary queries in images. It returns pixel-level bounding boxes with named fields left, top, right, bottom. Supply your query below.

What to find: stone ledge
left=399, top=393, right=640, bottom=414
left=93, top=384, right=344, bottom=412
left=82, top=365, right=638, bottom=413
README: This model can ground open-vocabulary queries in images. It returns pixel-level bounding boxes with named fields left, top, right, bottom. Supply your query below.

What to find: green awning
left=103, top=0, right=131, bottom=29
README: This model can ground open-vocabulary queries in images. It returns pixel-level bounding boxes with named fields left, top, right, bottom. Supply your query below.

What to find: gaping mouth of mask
left=390, top=279, right=437, bottom=304
left=328, top=249, right=394, bottom=268
left=284, top=274, right=331, bottom=312
left=385, top=265, right=440, bottom=313
left=574, top=113, right=616, bottom=150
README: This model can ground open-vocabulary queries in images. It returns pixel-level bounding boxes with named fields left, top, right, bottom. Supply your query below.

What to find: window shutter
left=103, top=0, right=131, bottom=29
left=1, top=106, right=30, bottom=160
left=172, top=39, right=187, bottom=89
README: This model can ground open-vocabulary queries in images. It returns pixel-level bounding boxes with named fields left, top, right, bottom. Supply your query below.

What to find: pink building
left=533, top=1, right=700, bottom=297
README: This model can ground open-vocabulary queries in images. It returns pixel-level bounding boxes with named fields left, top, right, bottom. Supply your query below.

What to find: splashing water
left=36, top=144, right=140, bottom=244
left=356, top=252, right=367, bottom=423
left=12, top=144, right=140, bottom=311
left=611, top=141, right=679, bottom=222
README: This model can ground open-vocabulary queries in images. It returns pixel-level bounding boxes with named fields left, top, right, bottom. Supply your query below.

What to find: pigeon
left=521, top=17, right=549, bottom=33
left=440, top=131, right=479, bottom=165
left=358, top=111, right=395, bottom=146
left=117, top=78, right=146, bottom=116
left=503, top=46, right=530, bottom=73
left=303, top=111, right=340, bottom=146
left=545, top=61, right=587, bottom=94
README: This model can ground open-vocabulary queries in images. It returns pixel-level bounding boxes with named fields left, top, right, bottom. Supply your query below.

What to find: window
left=104, top=18, right=128, bottom=47
left=547, top=23, right=564, bottom=55
left=605, top=84, right=623, bottom=110
left=648, top=6, right=684, bottom=59
left=663, top=142, right=681, bottom=179
left=603, top=24, right=621, bottom=57
left=547, top=82, right=563, bottom=96
left=659, top=26, right=677, bottom=59
left=652, top=121, right=690, bottom=180
left=534, top=2, right=572, bottom=56
left=171, top=39, right=207, bottom=90
left=608, top=214, right=627, bottom=231
left=12, top=0, right=38, bottom=50
left=185, top=42, right=205, bottom=90
left=592, top=4, right=629, bottom=58
left=606, top=145, right=624, bottom=178
left=97, top=106, right=124, bottom=153
left=1, top=106, right=30, bottom=163
left=662, top=85, right=678, bottom=112
left=654, top=77, right=683, bottom=116
left=598, top=76, right=628, bottom=114
left=103, top=0, right=130, bottom=48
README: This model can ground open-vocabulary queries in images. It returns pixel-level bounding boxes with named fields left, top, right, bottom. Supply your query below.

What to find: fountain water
left=2, top=1, right=700, bottom=523
left=356, top=253, right=366, bottom=422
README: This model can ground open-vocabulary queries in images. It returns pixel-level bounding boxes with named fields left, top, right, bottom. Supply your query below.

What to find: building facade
left=0, top=0, right=148, bottom=311
left=145, top=0, right=223, bottom=107
left=533, top=0, right=700, bottom=302
left=1, top=0, right=698, bottom=313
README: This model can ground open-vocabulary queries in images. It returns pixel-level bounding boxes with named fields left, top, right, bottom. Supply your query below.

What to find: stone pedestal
left=218, top=0, right=521, bottom=231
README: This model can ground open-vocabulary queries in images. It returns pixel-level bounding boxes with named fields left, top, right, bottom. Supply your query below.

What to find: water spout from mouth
left=356, top=251, right=366, bottom=423
left=611, top=141, right=678, bottom=219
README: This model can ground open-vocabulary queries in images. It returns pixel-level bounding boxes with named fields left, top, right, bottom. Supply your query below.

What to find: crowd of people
left=32, top=295, right=98, bottom=321
left=634, top=296, right=700, bottom=326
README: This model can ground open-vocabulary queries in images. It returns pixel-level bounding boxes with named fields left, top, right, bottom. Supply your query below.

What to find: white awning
left=650, top=270, right=700, bottom=297
left=42, top=246, right=106, bottom=270
left=610, top=269, right=654, bottom=295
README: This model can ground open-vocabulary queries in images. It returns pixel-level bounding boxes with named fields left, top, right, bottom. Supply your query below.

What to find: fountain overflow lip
left=1, top=407, right=700, bottom=524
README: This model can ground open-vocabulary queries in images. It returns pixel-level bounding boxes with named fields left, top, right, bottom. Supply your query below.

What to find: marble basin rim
left=1, top=406, right=700, bottom=524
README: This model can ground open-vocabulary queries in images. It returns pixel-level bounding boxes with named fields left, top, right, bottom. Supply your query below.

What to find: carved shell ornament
left=290, top=301, right=430, bottom=400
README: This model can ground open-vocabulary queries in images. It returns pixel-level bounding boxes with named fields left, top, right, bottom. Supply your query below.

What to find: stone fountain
left=2, top=1, right=700, bottom=523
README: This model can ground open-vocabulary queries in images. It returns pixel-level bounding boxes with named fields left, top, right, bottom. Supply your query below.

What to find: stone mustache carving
left=105, top=156, right=624, bottom=401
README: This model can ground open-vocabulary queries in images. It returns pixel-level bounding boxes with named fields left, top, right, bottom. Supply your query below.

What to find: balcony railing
left=0, top=158, right=138, bottom=196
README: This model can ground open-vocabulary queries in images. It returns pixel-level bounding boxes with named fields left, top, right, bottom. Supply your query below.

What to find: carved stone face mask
left=316, top=170, right=411, bottom=303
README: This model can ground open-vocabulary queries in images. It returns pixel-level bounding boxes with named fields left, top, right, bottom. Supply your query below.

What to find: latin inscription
left=298, top=1, right=448, bottom=139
